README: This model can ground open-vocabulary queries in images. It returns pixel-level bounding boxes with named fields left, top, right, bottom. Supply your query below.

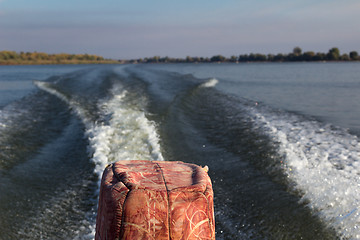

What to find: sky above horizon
left=0, top=0, right=359, bottom=59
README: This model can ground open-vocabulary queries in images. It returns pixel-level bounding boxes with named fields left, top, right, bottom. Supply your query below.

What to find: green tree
left=350, top=51, right=359, bottom=60
left=147, top=56, right=160, bottom=63
left=210, top=55, right=225, bottom=62
left=293, top=47, right=302, bottom=56
left=327, top=47, right=340, bottom=60
left=274, top=53, right=284, bottom=62
left=0, top=51, right=17, bottom=60
left=303, top=51, right=315, bottom=61
left=230, top=55, right=238, bottom=62
left=254, top=54, right=267, bottom=61
left=186, top=56, right=194, bottom=63
left=313, top=52, right=326, bottom=61
left=160, top=56, right=170, bottom=62
left=267, top=54, right=275, bottom=61
left=239, top=54, right=248, bottom=62
left=286, top=53, right=296, bottom=61
left=341, top=54, right=350, bottom=61
left=193, top=57, right=201, bottom=62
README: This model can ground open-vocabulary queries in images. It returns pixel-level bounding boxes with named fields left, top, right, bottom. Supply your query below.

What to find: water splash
left=87, top=82, right=164, bottom=180
left=200, top=78, right=219, bottom=88
left=35, top=76, right=164, bottom=239
left=250, top=106, right=360, bottom=239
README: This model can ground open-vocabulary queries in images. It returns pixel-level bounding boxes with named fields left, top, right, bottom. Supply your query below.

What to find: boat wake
left=250, top=105, right=360, bottom=239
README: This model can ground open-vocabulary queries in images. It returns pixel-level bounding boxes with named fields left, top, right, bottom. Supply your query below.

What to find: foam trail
left=35, top=79, right=164, bottom=178
left=200, top=78, right=219, bottom=88
left=34, top=81, right=91, bottom=126
left=35, top=79, right=164, bottom=239
left=250, top=107, right=360, bottom=239
left=87, top=82, right=164, bottom=180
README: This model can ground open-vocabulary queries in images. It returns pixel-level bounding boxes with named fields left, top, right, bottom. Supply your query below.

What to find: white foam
left=35, top=80, right=164, bottom=177
left=87, top=83, right=164, bottom=179
left=0, top=109, right=9, bottom=129
left=36, top=79, right=164, bottom=239
left=34, top=81, right=90, bottom=126
left=250, top=107, right=360, bottom=239
left=200, top=78, right=219, bottom=88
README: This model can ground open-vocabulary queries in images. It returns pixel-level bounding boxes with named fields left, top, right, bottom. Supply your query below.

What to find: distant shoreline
left=1, top=47, right=359, bottom=65
left=126, top=47, right=360, bottom=64
left=0, top=51, right=119, bottom=65
left=0, top=61, right=119, bottom=66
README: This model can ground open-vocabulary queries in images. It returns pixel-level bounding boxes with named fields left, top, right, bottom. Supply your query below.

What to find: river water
left=0, top=62, right=359, bottom=239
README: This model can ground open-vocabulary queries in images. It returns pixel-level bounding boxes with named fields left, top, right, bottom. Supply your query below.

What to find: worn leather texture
left=95, top=160, right=215, bottom=240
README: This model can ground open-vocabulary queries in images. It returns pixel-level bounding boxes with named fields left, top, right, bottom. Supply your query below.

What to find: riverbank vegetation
left=128, top=47, right=360, bottom=64
left=1, top=47, right=359, bottom=65
left=0, top=51, right=118, bottom=65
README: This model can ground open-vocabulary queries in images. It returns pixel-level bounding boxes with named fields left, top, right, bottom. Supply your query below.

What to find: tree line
left=1, top=47, right=359, bottom=65
left=126, top=47, right=360, bottom=64
left=0, top=51, right=118, bottom=65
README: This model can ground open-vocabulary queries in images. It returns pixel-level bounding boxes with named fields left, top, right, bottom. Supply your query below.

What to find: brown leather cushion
left=95, top=160, right=215, bottom=240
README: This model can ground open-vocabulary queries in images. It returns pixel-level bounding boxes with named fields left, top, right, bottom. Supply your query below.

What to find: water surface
left=1, top=62, right=359, bottom=239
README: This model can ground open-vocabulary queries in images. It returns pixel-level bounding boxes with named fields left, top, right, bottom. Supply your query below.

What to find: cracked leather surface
left=95, top=160, right=215, bottom=240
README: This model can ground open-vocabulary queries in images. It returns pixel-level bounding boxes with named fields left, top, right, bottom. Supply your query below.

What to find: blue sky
left=0, top=0, right=359, bottom=59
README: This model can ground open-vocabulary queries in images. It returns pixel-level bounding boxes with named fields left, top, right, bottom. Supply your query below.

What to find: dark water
left=0, top=63, right=360, bottom=239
